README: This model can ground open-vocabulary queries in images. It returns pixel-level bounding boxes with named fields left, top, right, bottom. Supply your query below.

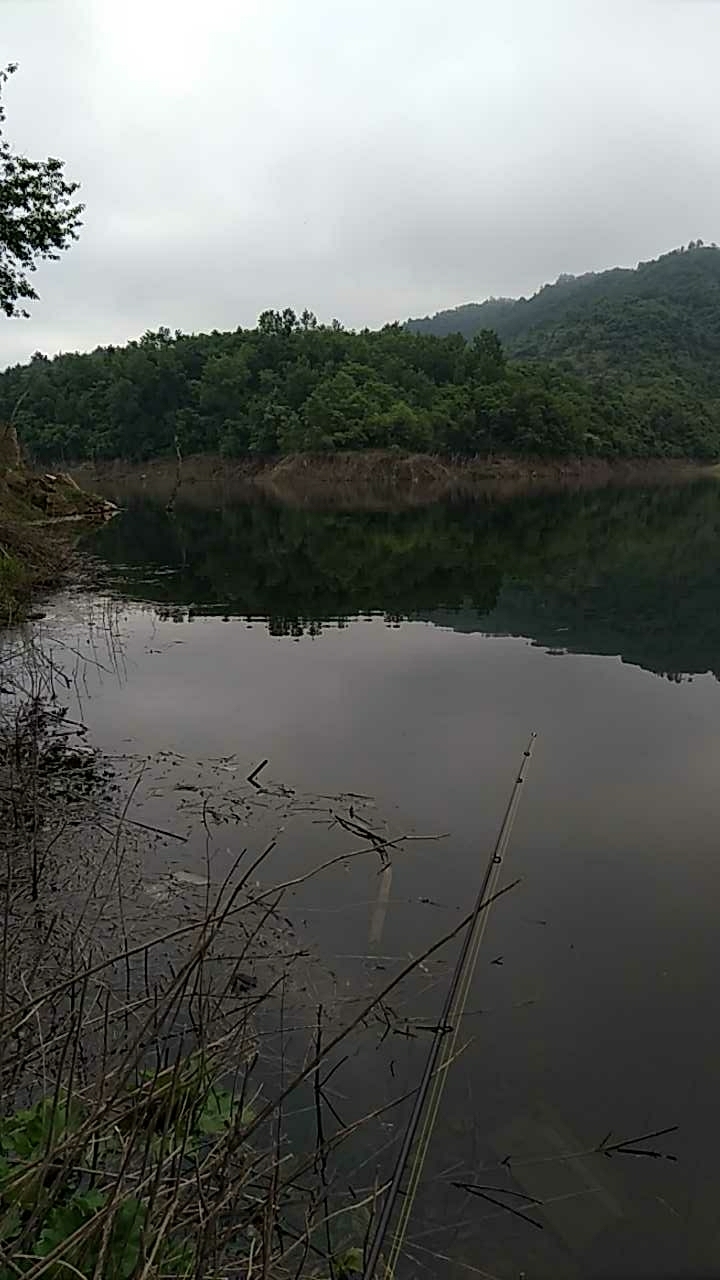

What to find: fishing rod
left=362, top=733, right=537, bottom=1280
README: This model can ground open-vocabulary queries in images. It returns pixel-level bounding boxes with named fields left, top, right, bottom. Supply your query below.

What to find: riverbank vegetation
left=408, top=243, right=720, bottom=459
left=0, top=59, right=88, bottom=623
left=0, top=296, right=716, bottom=468
left=4, top=245, right=720, bottom=466
left=0, top=318, right=623, bottom=462
left=0, top=629, right=461, bottom=1278
left=0, top=428, right=68, bottom=624
left=0, top=427, right=113, bottom=624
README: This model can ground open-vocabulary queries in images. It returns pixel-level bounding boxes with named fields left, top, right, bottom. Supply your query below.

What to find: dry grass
left=0, top=517, right=65, bottom=626
left=0, top=443, right=113, bottom=625
left=0, top=632, right=461, bottom=1278
left=0, top=620, right=682, bottom=1278
left=74, top=451, right=710, bottom=515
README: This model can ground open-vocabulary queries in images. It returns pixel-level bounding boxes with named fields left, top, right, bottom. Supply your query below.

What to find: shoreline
left=0, top=428, right=116, bottom=624
left=72, top=450, right=713, bottom=509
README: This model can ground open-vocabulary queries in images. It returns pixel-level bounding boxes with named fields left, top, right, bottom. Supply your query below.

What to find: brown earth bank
left=0, top=426, right=116, bottom=624
left=73, top=450, right=712, bottom=510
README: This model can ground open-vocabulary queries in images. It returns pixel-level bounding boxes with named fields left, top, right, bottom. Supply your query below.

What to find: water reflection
left=85, top=478, right=720, bottom=678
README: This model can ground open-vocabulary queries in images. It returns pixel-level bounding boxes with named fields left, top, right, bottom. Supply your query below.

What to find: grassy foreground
left=0, top=642, right=441, bottom=1279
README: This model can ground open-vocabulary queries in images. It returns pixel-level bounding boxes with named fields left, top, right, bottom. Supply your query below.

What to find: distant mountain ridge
left=405, top=243, right=719, bottom=350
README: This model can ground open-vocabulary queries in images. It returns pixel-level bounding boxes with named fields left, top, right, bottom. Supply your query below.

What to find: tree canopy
left=2, top=305, right=718, bottom=463
left=407, top=244, right=720, bottom=457
left=0, top=63, right=83, bottom=317
left=3, top=245, right=720, bottom=462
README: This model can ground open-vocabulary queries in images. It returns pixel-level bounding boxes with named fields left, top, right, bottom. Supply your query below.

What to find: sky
left=2, top=0, right=720, bottom=366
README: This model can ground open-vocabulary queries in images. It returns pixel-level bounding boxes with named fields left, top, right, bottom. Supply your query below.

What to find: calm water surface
left=43, top=478, right=720, bottom=1277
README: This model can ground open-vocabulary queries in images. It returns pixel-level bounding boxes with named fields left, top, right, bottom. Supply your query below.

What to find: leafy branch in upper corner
left=0, top=63, right=83, bottom=318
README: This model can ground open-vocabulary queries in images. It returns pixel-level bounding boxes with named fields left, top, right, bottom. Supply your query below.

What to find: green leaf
left=106, top=1197, right=146, bottom=1278
left=35, top=1193, right=97, bottom=1257
left=336, top=1248, right=364, bottom=1278
left=196, top=1087, right=234, bottom=1135
left=0, top=1204, right=21, bottom=1243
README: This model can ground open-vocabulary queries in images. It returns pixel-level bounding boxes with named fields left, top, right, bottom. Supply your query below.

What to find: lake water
left=41, top=476, right=720, bottom=1277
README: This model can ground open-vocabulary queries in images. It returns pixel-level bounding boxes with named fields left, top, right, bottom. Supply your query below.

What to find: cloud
left=2, top=0, right=720, bottom=364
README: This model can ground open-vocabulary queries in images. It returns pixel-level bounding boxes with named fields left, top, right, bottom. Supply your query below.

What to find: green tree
left=471, top=329, right=507, bottom=383
left=247, top=397, right=298, bottom=453
left=4, top=269, right=720, bottom=462
left=371, top=399, right=432, bottom=451
left=303, top=371, right=373, bottom=449
left=0, top=64, right=83, bottom=317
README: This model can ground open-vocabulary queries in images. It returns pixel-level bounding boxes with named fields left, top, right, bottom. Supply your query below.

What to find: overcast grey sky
left=2, top=0, right=719, bottom=365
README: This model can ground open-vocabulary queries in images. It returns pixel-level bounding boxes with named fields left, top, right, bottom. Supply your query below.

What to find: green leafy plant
left=0, top=1073, right=246, bottom=1277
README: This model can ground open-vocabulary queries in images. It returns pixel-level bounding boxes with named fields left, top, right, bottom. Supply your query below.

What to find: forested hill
left=0, top=316, right=620, bottom=462
left=407, top=244, right=720, bottom=453
left=405, top=243, right=720, bottom=351
left=2, top=243, right=720, bottom=464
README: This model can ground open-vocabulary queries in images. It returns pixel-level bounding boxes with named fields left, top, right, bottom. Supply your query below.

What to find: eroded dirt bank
left=74, top=449, right=709, bottom=510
